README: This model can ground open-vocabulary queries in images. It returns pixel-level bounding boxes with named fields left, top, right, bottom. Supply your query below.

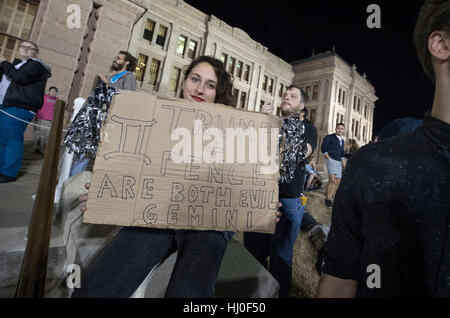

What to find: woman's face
left=182, top=62, right=217, bottom=103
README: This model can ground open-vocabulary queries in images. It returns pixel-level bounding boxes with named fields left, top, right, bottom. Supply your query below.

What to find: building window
left=135, top=54, right=148, bottom=82
left=262, top=75, right=268, bottom=91
left=169, top=66, right=181, bottom=92
left=342, top=91, right=346, bottom=105
left=352, top=119, right=355, bottom=135
left=236, top=61, right=243, bottom=79
left=279, top=84, right=284, bottom=98
left=310, top=109, right=316, bottom=125
left=227, top=57, right=236, bottom=75
left=148, top=58, right=161, bottom=86
left=364, top=105, right=368, bottom=118
left=355, top=121, right=359, bottom=138
left=305, top=86, right=311, bottom=100
left=353, top=96, right=357, bottom=110
left=338, top=88, right=342, bottom=104
left=268, top=78, right=274, bottom=94
left=232, top=88, right=239, bottom=107
left=240, top=91, right=247, bottom=109
left=312, top=85, right=319, bottom=100
left=187, top=40, right=197, bottom=59
left=336, top=113, right=340, bottom=126
left=357, top=99, right=361, bottom=112
left=220, top=53, right=228, bottom=67
left=156, top=25, right=168, bottom=47
left=243, top=64, right=250, bottom=82
left=363, top=126, right=366, bottom=142
left=176, top=35, right=187, bottom=55
left=143, top=19, right=155, bottom=42
left=340, top=114, right=344, bottom=124
left=0, top=0, right=38, bottom=61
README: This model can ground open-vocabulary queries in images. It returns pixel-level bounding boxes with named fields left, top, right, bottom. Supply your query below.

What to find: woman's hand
left=79, top=182, right=90, bottom=213
left=275, top=202, right=283, bottom=223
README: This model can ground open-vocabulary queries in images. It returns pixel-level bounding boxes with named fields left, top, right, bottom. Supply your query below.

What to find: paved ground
left=0, top=141, right=66, bottom=297
left=1, top=141, right=330, bottom=298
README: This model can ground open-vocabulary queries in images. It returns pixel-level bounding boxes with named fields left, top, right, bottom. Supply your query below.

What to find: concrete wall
left=29, top=0, right=148, bottom=110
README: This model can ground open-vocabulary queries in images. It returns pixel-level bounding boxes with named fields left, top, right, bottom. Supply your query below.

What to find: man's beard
left=280, top=102, right=300, bottom=117
left=281, top=109, right=292, bottom=117
left=111, top=62, right=124, bottom=72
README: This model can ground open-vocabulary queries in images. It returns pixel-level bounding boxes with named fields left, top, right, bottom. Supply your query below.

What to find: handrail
left=15, top=100, right=66, bottom=298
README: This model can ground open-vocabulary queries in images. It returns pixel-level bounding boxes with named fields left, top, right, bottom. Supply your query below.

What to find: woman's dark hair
left=119, top=51, right=137, bottom=72
left=180, top=56, right=233, bottom=106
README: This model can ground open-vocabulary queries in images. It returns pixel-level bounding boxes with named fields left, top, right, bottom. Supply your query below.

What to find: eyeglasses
left=19, top=45, right=37, bottom=51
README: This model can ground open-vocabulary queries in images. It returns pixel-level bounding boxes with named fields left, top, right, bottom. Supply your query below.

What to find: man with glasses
left=97, top=51, right=137, bottom=91
left=0, top=41, right=52, bottom=183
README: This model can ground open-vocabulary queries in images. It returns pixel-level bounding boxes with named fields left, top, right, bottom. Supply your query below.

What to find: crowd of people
left=0, top=0, right=448, bottom=298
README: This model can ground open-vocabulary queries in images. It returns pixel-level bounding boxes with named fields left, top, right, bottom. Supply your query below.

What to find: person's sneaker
left=324, top=199, right=333, bottom=208
left=0, top=174, right=17, bottom=183
left=307, top=224, right=329, bottom=250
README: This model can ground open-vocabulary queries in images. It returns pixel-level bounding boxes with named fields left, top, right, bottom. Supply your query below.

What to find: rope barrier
left=0, top=108, right=69, bottom=132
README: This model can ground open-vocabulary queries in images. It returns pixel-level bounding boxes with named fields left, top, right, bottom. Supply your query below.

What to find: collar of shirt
left=335, top=134, right=344, bottom=145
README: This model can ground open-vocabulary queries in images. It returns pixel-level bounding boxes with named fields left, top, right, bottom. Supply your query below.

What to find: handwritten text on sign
left=85, top=92, right=281, bottom=234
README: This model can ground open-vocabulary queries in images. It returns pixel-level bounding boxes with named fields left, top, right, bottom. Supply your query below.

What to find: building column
left=248, top=63, right=264, bottom=111
left=158, top=25, right=179, bottom=97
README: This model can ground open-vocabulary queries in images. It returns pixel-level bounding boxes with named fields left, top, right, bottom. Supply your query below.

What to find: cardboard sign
left=85, top=91, right=281, bottom=234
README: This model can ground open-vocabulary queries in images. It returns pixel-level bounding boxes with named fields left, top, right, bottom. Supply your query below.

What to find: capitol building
left=0, top=0, right=378, bottom=168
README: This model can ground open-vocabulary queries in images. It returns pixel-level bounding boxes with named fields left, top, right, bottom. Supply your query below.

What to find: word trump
left=171, top=120, right=279, bottom=175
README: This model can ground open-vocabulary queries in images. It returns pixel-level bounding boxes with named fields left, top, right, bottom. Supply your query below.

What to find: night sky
left=184, top=0, right=434, bottom=134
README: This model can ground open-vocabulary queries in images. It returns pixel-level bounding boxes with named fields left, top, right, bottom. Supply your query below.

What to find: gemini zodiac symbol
left=104, top=115, right=157, bottom=165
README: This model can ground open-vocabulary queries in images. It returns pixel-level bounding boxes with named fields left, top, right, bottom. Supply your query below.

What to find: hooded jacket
left=0, top=57, right=52, bottom=113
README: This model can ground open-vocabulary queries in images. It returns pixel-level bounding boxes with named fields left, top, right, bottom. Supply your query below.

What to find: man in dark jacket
left=0, top=41, right=52, bottom=182
left=321, top=123, right=346, bottom=208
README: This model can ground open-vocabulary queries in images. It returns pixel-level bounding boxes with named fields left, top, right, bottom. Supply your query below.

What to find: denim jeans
left=0, top=106, right=35, bottom=178
left=71, top=227, right=230, bottom=298
left=244, top=197, right=304, bottom=298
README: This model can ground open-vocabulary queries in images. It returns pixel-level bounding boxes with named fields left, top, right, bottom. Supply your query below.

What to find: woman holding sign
left=72, top=56, right=281, bottom=298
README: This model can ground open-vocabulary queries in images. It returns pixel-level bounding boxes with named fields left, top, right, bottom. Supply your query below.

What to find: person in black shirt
left=318, top=0, right=450, bottom=297
left=244, top=85, right=317, bottom=297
